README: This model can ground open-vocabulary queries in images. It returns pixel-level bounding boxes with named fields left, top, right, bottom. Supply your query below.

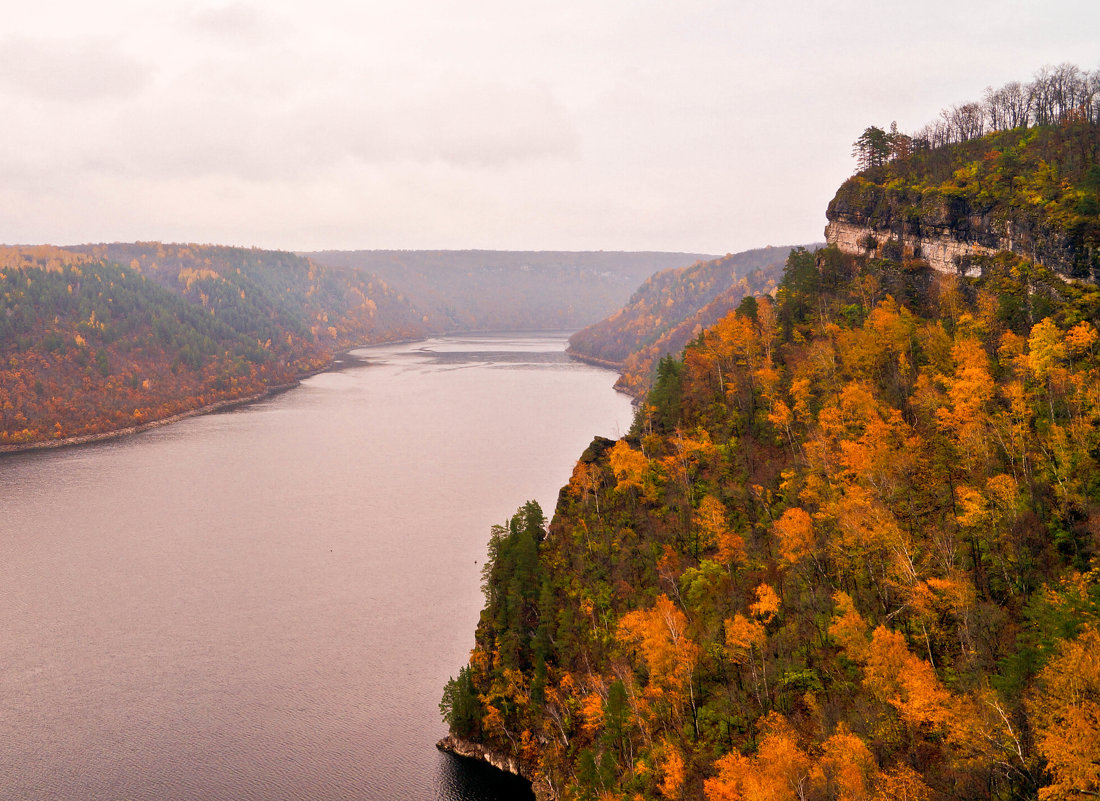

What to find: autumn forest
left=4, top=56, right=1100, bottom=801
left=441, top=100, right=1100, bottom=800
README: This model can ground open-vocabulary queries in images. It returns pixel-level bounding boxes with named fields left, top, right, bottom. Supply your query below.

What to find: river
left=0, top=334, right=635, bottom=801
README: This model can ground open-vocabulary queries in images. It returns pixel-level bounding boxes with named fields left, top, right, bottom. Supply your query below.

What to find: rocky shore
left=436, top=735, right=555, bottom=801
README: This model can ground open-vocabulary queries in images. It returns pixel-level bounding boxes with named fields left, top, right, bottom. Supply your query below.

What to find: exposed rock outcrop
left=436, top=735, right=556, bottom=800
left=825, top=178, right=1092, bottom=281
left=824, top=219, right=992, bottom=276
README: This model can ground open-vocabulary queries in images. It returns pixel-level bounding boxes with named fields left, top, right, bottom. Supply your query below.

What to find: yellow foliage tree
left=657, top=738, right=686, bottom=800
left=609, top=440, right=649, bottom=493
left=695, top=494, right=730, bottom=555
left=774, top=506, right=815, bottom=566
left=864, top=626, right=952, bottom=730
left=750, top=583, right=781, bottom=621
left=871, top=765, right=931, bottom=801
left=617, top=594, right=698, bottom=700
left=1029, top=625, right=1100, bottom=800
left=830, top=591, right=870, bottom=663
left=580, top=692, right=605, bottom=735
left=818, top=723, right=878, bottom=801
left=704, top=713, right=812, bottom=801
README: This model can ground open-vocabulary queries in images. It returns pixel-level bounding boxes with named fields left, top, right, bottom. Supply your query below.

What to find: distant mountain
left=0, top=243, right=425, bottom=450
left=304, top=250, right=716, bottom=333
left=567, top=245, right=819, bottom=395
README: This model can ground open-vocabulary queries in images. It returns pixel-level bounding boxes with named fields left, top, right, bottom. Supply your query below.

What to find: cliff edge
left=825, top=122, right=1099, bottom=281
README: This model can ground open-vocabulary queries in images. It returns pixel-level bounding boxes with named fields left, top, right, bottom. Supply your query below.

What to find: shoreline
left=0, top=342, right=379, bottom=457
left=562, top=347, right=623, bottom=372
left=564, top=347, right=642, bottom=403
left=0, top=383, right=300, bottom=456
left=1, top=332, right=626, bottom=457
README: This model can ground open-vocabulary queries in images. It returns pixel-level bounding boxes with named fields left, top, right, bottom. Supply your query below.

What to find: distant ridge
left=567, top=244, right=820, bottom=395
left=2, top=243, right=715, bottom=451
left=304, top=250, right=717, bottom=334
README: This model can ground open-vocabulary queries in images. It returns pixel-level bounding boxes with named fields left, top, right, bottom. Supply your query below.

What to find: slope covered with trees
left=443, top=130, right=1100, bottom=801
left=0, top=244, right=424, bottom=450
left=610, top=267, right=795, bottom=398
left=305, top=250, right=714, bottom=333
left=567, top=247, right=809, bottom=396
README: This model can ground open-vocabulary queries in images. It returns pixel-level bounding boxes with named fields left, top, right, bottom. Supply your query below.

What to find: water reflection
left=436, top=753, right=536, bottom=801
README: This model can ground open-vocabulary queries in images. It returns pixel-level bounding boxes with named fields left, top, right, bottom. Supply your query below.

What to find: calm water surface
left=0, top=334, right=634, bottom=801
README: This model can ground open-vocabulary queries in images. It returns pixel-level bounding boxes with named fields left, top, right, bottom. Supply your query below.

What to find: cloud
left=93, top=67, right=581, bottom=182
left=0, top=28, right=581, bottom=193
left=185, top=3, right=275, bottom=43
left=1, top=0, right=1097, bottom=252
left=0, top=35, right=151, bottom=101
left=314, top=78, right=582, bottom=168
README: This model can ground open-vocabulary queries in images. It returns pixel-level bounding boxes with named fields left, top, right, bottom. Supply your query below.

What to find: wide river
left=0, top=334, right=635, bottom=801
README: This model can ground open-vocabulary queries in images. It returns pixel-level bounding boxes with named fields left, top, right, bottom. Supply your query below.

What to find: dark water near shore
left=0, top=334, right=634, bottom=801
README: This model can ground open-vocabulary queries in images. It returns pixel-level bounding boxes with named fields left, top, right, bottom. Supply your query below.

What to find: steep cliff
left=826, top=121, right=1100, bottom=281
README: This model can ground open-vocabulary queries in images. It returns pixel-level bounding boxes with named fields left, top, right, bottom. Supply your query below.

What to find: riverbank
left=562, top=347, right=623, bottom=372
left=0, top=384, right=299, bottom=455
left=0, top=345, right=378, bottom=456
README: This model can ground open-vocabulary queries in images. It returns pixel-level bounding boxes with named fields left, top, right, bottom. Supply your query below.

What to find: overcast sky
left=1, top=1, right=1097, bottom=253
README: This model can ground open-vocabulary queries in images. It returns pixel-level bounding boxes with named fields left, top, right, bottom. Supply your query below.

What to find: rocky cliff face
left=824, top=218, right=990, bottom=276
left=825, top=182, right=1085, bottom=279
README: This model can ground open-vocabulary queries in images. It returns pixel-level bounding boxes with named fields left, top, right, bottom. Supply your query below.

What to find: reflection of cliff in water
left=437, top=752, right=535, bottom=801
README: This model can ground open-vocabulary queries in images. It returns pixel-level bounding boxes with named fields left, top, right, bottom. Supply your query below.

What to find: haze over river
left=0, top=334, right=634, bottom=801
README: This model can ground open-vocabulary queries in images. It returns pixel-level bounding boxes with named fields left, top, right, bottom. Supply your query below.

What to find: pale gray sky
left=1, top=0, right=1097, bottom=253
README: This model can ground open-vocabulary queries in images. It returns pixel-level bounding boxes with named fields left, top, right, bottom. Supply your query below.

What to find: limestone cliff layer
left=825, top=179, right=1089, bottom=281
left=824, top=218, right=992, bottom=276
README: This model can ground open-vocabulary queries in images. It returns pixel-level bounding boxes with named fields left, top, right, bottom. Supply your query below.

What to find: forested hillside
left=567, top=247, right=807, bottom=396
left=305, top=250, right=714, bottom=333
left=0, top=244, right=424, bottom=450
left=443, top=131, right=1100, bottom=800
left=608, top=266, right=795, bottom=398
